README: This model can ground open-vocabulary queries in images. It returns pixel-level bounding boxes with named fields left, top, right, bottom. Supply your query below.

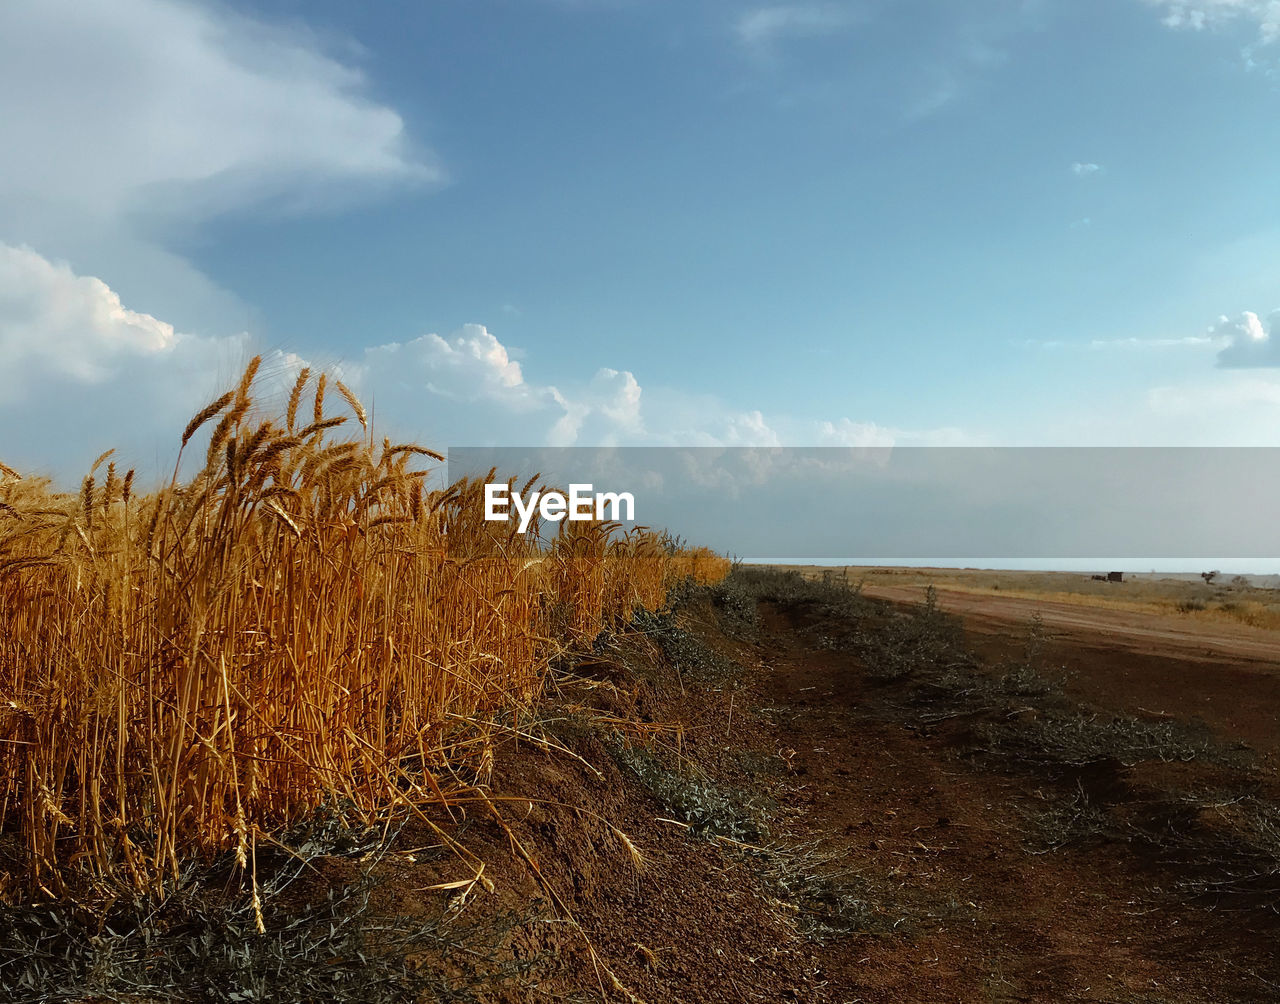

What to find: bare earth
left=861, top=584, right=1280, bottom=666
left=862, top=583, right=1280, bottom=760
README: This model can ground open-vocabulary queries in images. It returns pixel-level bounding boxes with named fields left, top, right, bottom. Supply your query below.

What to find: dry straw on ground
left=0, top=358, right=727, bottom=901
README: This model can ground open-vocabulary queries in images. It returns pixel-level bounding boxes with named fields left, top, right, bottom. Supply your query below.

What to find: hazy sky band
left=449, top=447, right=1280, bottom=559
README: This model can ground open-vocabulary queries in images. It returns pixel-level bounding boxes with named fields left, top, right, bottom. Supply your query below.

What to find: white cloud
left=0, top=0, right=432, bottom=222
left=0, top=244, right=268, bottom=475
left=358, top=327, right=650, bottom=448
left=1213, top=308, right=1280, bottom=366
left=816, top=417, right=973, bottom=446
left=1071, top=162, right=1103, bottom=177
left=1, top=246, right=969, bottom=481
left=0, top=248, right=685, bottom=469
left=0, top=244, right=177, bottom=388
left=719, top=410, right=782, bottom=446
left=0, top=242, right=278, bottom=411
left=1094, top=335, right=1218, bottom=348
left=1021, top=334, right=1220, bottom=350
left=816, top=419, right=896, bottom=447
left=0, top=0, right=433, bottom=340
left=545, top=368, right=644, bottom=447
left=734, top=3, right=862, bottom=49
left=1141, top=0, right=1280, bottom=45
left=367, top=326, right=536, bottom=403
left=591, top=368, right=643, bottom=428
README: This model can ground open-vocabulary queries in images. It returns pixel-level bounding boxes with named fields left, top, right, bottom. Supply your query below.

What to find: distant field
left=769, top=564, right=1280, bottom=631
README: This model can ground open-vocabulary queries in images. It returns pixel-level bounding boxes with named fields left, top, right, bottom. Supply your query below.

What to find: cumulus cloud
left=1, top=246, right=960, bottom=482
left=590, top=368, right=644, bottom=430
left=0, top=253, right=543, bottom=472
left=0, top=244, right=268, bottom=475
left=717, top=410, right=782, bottom=446
left=1213, top=309, right=1280, bottom=367
left=0, top=247, right=704, bottom=470
left=1071, top=162, right=1103, bottom=177
left=365, top=326, right=542, bottom=407
left=0, top=244, right=178, bottom=389
left=816, top=419, right=896, bottom=447
left=357, top=327, right=652, bottom=449
left=546, top=368, right=646, bottom=446
left=0, top=242, right=275, bottom=407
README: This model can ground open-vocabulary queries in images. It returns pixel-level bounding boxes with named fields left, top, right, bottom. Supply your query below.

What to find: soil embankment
left=422, top=574, right=1280, bottom=1001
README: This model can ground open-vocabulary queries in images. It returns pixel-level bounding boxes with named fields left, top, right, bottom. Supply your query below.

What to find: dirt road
left=863, top=583, right=1280, bottom=760
left=744, top=602, right=1266, bottom=1002
left=861, top=583, right=1280, bottom=665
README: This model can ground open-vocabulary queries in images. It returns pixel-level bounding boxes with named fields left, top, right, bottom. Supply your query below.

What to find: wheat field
left=0, top=358, right=727, bottom=902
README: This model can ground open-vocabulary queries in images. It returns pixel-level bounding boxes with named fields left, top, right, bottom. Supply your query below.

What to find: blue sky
left=4, top=0, right=1280, bottom=479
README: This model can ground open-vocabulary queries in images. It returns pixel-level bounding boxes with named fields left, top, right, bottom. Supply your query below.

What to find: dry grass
left=0, top=359, right=727, bottom=902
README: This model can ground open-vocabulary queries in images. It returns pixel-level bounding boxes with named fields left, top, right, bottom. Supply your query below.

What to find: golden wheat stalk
left=334, top=380, right=367, bottom=432
left=182, top=392, right=234, bottom=448
left=0, top=363, right=728, bottom=904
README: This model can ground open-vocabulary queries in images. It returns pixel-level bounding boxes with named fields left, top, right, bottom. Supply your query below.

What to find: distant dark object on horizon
left=1090, top=572, right=1124, bottom=583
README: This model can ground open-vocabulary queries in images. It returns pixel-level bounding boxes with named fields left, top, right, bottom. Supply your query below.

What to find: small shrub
left=629, top=606, right=744, bottom=683
left=1022, top=783, right=1116, bottom=852
left=610, top=742, right=768, bottom=844
left=976, top=712, right=1245, bottom=770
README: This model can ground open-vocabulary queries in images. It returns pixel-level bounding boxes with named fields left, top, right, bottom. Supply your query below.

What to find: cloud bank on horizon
left=2, top=242, right=957, bottom=478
